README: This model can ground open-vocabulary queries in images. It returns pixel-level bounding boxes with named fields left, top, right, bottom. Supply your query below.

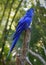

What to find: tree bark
left=16, top=28, right=31, bottom=65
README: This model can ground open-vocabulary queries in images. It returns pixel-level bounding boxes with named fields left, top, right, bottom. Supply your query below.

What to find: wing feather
left=13, top=17, right=31, bottom=40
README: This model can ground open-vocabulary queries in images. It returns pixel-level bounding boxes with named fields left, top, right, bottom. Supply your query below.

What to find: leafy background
left=0, top=0, right=46, bottom=65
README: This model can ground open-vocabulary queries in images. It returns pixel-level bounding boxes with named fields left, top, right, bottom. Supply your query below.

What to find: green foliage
left=0, top=0, right=46, bottom=65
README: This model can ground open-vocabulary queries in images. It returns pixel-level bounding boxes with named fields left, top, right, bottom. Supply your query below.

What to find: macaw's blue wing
left=13, top=17, right=32, bottom=40
left=6, top=22, right=26, bottom=59
left=9, top=16, right=32, bottom=52
left=10, top=22, right=26, bottom=52
left=13, top=22, right=26, bottom=39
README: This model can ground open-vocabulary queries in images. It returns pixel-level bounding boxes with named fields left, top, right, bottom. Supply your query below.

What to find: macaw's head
left=26, top=8, right=34, bottom=17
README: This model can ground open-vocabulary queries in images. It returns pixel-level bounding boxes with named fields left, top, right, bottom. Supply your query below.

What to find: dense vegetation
left=0, top=0, right=46, bottom=65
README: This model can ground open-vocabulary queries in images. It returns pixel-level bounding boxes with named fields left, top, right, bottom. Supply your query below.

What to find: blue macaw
left=7, top=8, right=34, bottom=58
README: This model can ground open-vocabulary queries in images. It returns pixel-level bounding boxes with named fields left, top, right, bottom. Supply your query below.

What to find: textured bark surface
left=16, top=55, right=21, bottom=65
left=22, top=29, right=31, bottom=57
left=16, top=29, right=31, bottom=65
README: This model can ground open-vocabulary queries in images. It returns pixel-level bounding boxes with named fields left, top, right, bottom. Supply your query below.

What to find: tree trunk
left=16, top=28, right=31, bottom=65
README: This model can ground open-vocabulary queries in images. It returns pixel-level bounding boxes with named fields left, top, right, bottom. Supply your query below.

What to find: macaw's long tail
left=6, top=31, right=22, bottom=60
left=10, top=31, right=21, bottom=52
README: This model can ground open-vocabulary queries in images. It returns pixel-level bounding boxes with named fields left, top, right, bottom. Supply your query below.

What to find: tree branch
left=25, top=56, right=32, bottom=65
left=28, top=49, right=46, bottom=65
left=16, top=29, right=31, bottom=65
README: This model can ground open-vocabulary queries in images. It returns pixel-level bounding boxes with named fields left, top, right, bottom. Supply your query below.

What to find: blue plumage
left=7, top=8, right=34, bottom=57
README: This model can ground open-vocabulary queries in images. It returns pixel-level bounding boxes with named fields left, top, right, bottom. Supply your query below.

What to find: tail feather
left=10, top=34, right=20, bottom=52
left=6, top=35, right=19, bottom=60
left=10, top=29, right=22, bottom=52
